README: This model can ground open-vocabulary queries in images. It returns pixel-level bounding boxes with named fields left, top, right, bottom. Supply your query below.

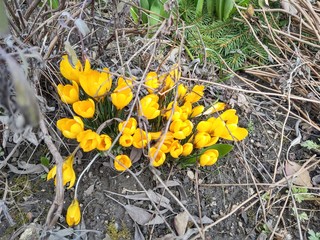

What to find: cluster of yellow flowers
left=48, top=55, right=248, bottom=227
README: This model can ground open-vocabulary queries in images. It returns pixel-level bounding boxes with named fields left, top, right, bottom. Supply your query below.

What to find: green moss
left=106, top=220, right=131, bottom=240
left=3, top=211, right=29, bottom=237
left=10, top=175, right=33, bottom=202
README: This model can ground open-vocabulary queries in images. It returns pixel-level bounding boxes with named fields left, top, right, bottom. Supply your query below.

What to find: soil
left=0, top=1, right=320, bottom=240
left=1, top=81, right=319, bottom=239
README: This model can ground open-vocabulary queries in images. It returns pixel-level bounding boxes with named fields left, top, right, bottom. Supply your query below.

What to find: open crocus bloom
left=57, top=116, right=84, bottom=139
left=72, top=98, right=95, bottom=118
left=60, top=55, right=83, bottom=83
left=114, top=155, right=132, bottom=171
left=79, top=60, right=112, bottom=99
left=57, top=81, right=79, bottom=104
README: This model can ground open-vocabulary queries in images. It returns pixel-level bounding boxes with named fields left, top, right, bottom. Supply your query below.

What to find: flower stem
left=74, top=153, right=100, bottom=199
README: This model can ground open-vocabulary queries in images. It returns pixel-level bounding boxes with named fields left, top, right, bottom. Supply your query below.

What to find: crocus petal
left=114, top=155, right=132, bottom=171
left=66, top=199, right=81, bottom=226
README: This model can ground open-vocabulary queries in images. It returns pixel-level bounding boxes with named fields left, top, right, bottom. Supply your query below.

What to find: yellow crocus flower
left=169, top=119, right=193, bottom=140
left=194, top=132, right=219, bottom=148
left=154, top=133, right=174, bottom=153
left=184, top=85, right=205, bottom=103
left=111, top=83, right=133, bottom=110
left=150, top=131, right=162, bottom=140
left=203, top=102, right=226, bottom=115
left=220, top=124, right=248, bottom=141
left=169, top=140, right=183, bottom=158
left=180, top=101, right=192, bottom=121
left=66, top=199, right=81, bottom=226
left=79, top=60, right=112, bottom=99
left=132, top=128, right=151, bottom=149
left=139, top=94, right=160, bottom=120
left=97, top=134, right=112, bottom=151
left=182, top=143, right=193, bottom=156
left=47, top=155, right=76, bottom=189
left=114, top=155, right=132, bottom=171
left=199, top=149, right=219, bottom=167
left=119, top=134, right=133, bottom=147
left=208, top=112, right=248, bottom=141
left=76, top=130, right=100, bottom=152
left=149, top=147, right=166, bottom=167
left=220, top=109, right=239, bottom=124
left=57, top=81, right=79, bottom=104
left=60, top=55, right=82, bottom=83
left=158, top=73, right=174, bottom=93
left=177, top=84, right=187, bottom=99
left=196, top=120, right=213, bottom=132
left=72, top=98, right=95, bottom=118
left=145, top=72, right=159, bottom=93
left=57, top=116, right=84, bottom=139
left=164, top=102, right=182, bottom=121
left=118, top=118, right=137, bottom=135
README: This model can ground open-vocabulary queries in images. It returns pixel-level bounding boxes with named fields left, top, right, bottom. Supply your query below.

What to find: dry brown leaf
left=124, top=205, right=152, bottom=225
left=154, top=234, right=175, bottom=240
left=134, top=223, right=145, bottom=240
left=285, top=160, right=312, bottom=187
left=281, top=0, right=298, bottom=15
left=174, top=211, right=189, bottom=236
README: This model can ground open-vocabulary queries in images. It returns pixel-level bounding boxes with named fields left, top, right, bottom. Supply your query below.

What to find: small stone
left=187, top=170, right=195, bottom=180
left=26, top=212, right=33, bottom=221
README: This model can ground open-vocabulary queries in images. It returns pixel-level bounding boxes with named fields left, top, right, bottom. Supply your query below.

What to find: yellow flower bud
left=66, top=199, right=81, bottom=227
left=57, top=81, right=79, bottom=104
left=169, top=140, right=183, bottom=158
left=159, top=72, right=174, bottom=93
left=184, top=85, right=205, bottom=103
left=97, top=134, right=112, bottom=151
left=182, top=143, right=193, bottom=156
left=118, top=118, right=137, bottom=135
left=76, top=130, right=100, bottom=152
left=139, top=94, right=160, bottom=120
left=60, top=55, right=82, bottom=83
left=57, top=116, right=84, bottom=139
left=114, top=155, right=132, bottom=171
left=111, top=77, right=133, bottom=110
left=154, top=133, right=174, bottom=153
left=47, top=155, right=76, bottom=189
left=169, top=119, right=193, bottom=140
left=199, top=149, right=219, bottom=167
left=149, top=147, right=166, bottom=167
left=177, top=84, right=187, bottom=99
left=132, top=128, right=151, bottom=149
left=119, top=134, right=133, bottom=147
left=72, top=99, right=95, bottom=118
left=79, top=65, right=112, bottom=99
left=193, top=132, right=211, bottom=148
left=145, top=72, right=159, bottom=93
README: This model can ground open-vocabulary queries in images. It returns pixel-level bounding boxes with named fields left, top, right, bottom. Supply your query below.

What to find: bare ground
left=1, top=1, right=320, bottom=240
